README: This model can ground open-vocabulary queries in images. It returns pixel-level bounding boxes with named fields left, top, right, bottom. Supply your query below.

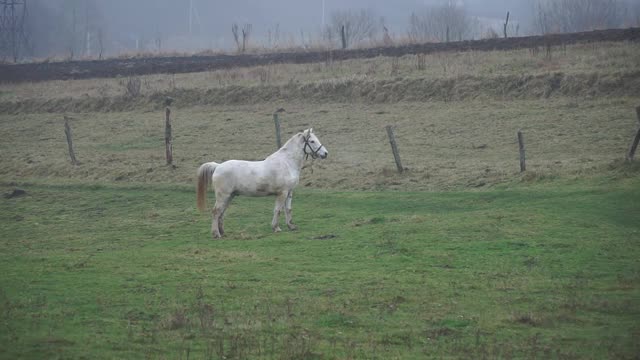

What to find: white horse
left=197, top=128, right=328, bottom=238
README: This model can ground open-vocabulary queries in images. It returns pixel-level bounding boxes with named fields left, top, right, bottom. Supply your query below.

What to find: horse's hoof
left=273, top=227, right=282, bottom=233
left=212, top=233, right=222, bottom=239
left=288, top=224, right=298, bottom=231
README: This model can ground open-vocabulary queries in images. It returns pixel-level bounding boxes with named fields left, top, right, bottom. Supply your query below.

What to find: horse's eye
left=310, top=140, right=315, bottom=143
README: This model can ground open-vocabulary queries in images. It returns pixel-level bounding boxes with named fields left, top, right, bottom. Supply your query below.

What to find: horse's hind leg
left=218, top=194, right=234, bottom=236
left=285, top=190, right=297, bottom=231
left=211, top=193, right=232, bottom=239
left=272, top=192, right=287, bottom=233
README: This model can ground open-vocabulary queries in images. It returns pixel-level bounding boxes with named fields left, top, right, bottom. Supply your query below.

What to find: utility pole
left=0, top=0, right=30, bottom=62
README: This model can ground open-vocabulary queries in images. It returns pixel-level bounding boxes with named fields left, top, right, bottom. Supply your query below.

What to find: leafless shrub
left=250, top=66, right=271, bottom=84
left=389, top=57, right=400, bottom=76
left=122, top=77, right=142, bottom=97
left=259, top=68, right=270, bottom=84
left=408, top=3, right=476, bottom=43
left=414, top=54, right=426, bottom=71
left=267, top=24, right=280, bottom=48
left=630, top=1, right=640, bottom=26
left=483, top=28, right=500, bottom=39
left=534, top=0, right=624, bottom=34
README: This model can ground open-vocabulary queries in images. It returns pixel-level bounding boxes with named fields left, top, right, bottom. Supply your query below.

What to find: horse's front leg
left=272, top=192, right=287, bottom=233
left=285, top=190, right=297, bottom=231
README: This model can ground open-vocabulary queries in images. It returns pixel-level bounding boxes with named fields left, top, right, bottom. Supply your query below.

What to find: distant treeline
left=1, top=0, right=639, bottom=62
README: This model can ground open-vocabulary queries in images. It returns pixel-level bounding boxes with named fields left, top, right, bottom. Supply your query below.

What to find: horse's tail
left=196, top=161, right=219, bottom=211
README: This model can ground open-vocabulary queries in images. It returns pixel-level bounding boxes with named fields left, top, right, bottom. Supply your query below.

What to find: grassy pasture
left=1, top=178, right=639, bottom=359
left=1, top=42, right=639, bottom=102
left=0, top=98, right=638, bottom=191
left=1, top=38, right=640, bottom=359
left=1, top=42, right=638, bottom=191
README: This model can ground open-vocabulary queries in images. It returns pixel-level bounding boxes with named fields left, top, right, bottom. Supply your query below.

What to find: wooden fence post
left=626, top=106, right=640, bottom=161
left=385, top=125, right=404, bottom=173
left=517, top=130, right=526, bottom=172
left=164, top=97, right=173, bottom=165
left=63, top=116, right=79, bottom=165
left=627, top=129, right=640, bottom=161
left=273, top=113, right=282, bottom=150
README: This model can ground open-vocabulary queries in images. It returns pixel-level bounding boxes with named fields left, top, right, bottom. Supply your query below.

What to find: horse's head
left=302, top=128, right=328, bottom=159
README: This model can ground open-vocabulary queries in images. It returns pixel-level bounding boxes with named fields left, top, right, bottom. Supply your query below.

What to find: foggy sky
left=95, top=0, right=534, bottom=51
left=16, top=0, right=540, bottom=59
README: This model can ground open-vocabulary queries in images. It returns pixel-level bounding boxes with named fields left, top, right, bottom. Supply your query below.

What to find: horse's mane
left=269, top=132, right=303, bottom=156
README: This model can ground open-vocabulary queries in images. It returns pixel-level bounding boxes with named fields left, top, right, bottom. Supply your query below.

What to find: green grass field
left=1, top=176, right=639, bottom=359
left=1, top=39, right=640, bottom=359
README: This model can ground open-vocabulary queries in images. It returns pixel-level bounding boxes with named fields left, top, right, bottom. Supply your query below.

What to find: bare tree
left=534, top=1, right=553, bottom=34
left=267, top=23, right=280, bottom=49
left=15, top=0, right=106, bottom=60
left=628, top=1, right=640, bottom=26
left=97, top=28, right=103, bottom=59
left=61, top=0, right=103, bottom=59
left=322, top=25, right=335, bottom=47
left=299, top=29, right=310, bottom=49
left=231, top=23, right=251, bottom=52
left=408, top=3, right=474, bottom=43
left=329, top=9, right=379, bottom=49
left=382, top=25, right=393, bottom=46
left=68, top=2, right=77, bottom=59
left=241, top=23, right=252, bottom=52
left=154, top=32, right=162, bottom=53
left=503, top=11, right=510, bottom=38
left=231, top=23, right=240, bottom=52
left=534, top=0, right=624, bottom=34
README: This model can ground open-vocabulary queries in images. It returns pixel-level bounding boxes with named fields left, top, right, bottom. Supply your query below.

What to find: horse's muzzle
left=320, top=153, right=328, bottom=159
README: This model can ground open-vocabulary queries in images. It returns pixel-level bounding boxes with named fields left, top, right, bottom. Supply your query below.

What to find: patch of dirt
left=312, top=234, right=338, bottom=240
left=4, top=188, right=26, bottom=199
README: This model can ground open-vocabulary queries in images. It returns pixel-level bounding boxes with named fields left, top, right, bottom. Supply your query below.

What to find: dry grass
left=0, top=40, right=638, bottom=191
left=0, top=98, right=637, bottom=191
left=1, top=42, right=638, bottom=102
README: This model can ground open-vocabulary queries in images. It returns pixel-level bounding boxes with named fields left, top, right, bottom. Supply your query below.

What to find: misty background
left=6, top=0, right=640, bottom=60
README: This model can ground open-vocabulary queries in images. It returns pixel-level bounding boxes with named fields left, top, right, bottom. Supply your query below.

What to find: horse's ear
left=309, top=128, right=314, bottom=133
